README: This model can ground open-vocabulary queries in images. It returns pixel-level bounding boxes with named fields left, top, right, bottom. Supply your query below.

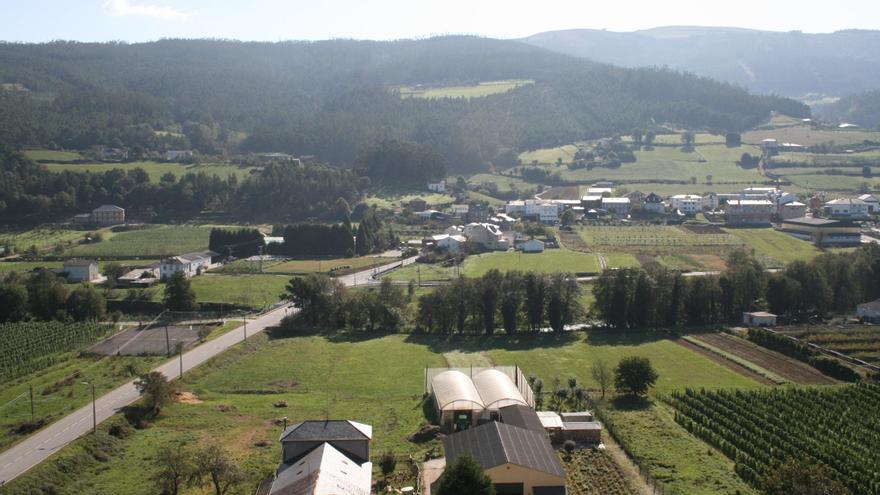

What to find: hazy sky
left=3, top=0, right=879, bottom=43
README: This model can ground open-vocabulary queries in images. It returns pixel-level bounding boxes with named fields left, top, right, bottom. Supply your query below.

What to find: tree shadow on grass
left=403, top=331, right=582, bottom=354
left=610, top=394, right=654, bottom=411
left=584, top=329, right=675, bottom=347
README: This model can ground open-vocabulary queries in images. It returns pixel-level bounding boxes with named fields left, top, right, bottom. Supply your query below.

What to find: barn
left=430, top=367, right=534, bottom=430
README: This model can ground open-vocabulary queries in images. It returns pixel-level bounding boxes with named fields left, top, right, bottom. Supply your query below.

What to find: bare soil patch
left=688, top=254, right=727, bottom=271
left=680, top=224, right=725, bottom=235
left=540, top=186, right=581, bottom=200
left=675, top=339, right=775, bottom=385
left=173, top=391, right=203, bottom=404
left=694, top=333, right=837, bottom=385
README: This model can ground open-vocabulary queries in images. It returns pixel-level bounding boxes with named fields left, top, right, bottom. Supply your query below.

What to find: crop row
left=667, top=385, right=880, bottom=494
left=0, top=322, right=113, bottom=381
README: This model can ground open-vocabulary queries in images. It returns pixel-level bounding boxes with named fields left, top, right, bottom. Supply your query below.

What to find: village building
left=761, top=138, right=778, bottom=151
left=260, top=420, right=372, bottom=495
left=580, top=195, right=603, bottom=210
left=778, top=201, right=807, bottom=220
left=462, top=223, right=509, bottom=250
left=505, top=200, right=525, bottom=216
left=517, top=239, right=545, bottom=253
left=601, top=197, right=631, bottom=216
left=742, top=311, right=777, bottom=327
left=466, top=203, right=490, bottom=223
left=724, top=199, right=774, bottom=226
left=430, top=368, right=534, bottom=430
left=432, top=234, right=467, bottom=253
left=427, top=180, right=446, bottom=193
left=409, top=198, right=428, bottom=212
left=824, top=198, right=870, bottom=219
left=670, top=194, right=703, bottom=215
left=642, top=193, right=666, bottom=214
left=780, top=217, right=861, bottom=246
left=91, top=204, right=125, bottom=226
left=159, top=251, right=218, bottom=280
left=62, top=259, right=101, bottom=283
left=165, top=150, right=193, bottom=161
left=586, top=187, right=613, bottom=196
left=858, top=194, right=879, bottom=214
left=451, top=204, right=469, bottom=217
left=521, top=200, right=559, bottom=224
left=857, top=300, right=880, bottom=323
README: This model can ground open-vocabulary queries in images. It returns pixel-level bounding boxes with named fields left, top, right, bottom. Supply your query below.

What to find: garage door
left=494, top=483, right=524, bottom=495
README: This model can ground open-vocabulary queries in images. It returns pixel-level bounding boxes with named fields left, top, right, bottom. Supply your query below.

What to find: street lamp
left=82, top=381, right=96, bottom=434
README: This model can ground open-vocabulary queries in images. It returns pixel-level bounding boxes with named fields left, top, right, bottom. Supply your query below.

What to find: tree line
left=0, top=271, right=106, bottom=322
left=208, top=228, right=264, bottom=258
left=592, top=245, right=880, bottom=329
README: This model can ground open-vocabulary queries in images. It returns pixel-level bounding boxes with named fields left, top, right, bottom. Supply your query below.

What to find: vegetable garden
left=667, top=384, right=880, bottom=494
left=0, top=322, right=114, bottom=381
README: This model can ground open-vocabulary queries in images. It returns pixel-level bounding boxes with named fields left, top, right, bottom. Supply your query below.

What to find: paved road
left=0, top=258, right=414, bottom=485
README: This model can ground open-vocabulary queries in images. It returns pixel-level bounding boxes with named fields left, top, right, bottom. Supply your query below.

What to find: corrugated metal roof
left=270, top=443, right=371, bottom=495
left=443, top=421, right=565, bottom=479
left=499, top=405, right=544, bottom=433
left=280, top=420, right=372, bottom=443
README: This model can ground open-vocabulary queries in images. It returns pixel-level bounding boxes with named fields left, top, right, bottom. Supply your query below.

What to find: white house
left=433, top=234, right=467, bottom=253
left=778, top=201, right=807, bottom=220
left=427, top=180, right=446, bottom=193
left=505, top=200, right=525, bottom=216
left=451, top=204, right=470, bottom=217
left=858, top=194, right=879, bottom=214
left=857, top=300, right=880, bottom=323
left=587, top=187, right=613, bottom=196
left=824, top=198, right=870, bottom=219
left=742, top=311, right=777, bottom=327
left=463, top=223, right=509, bottom=250
left=761, top=138, right=778, bottom=151
left=670, top=195, right=703, bottom=215
left=601, top=197, right=631, bottom=216
left=642, top=193, right=666, bottom=214
left=63, top=259, right=100, bottom=283
left=160, top=251, right=217, bottom=280
left=518, top=239, right=545, bottom=253
left=524, top=200, right=560, bottom=223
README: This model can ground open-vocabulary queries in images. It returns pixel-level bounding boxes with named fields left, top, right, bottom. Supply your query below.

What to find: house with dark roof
left=857, top=299, right=880, bottom=323
left=442, top=421, right=566, bottom=495
left=259, top=420, right=373, bottom=495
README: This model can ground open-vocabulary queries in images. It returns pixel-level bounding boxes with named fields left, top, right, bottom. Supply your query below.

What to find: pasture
left=5, top=330, right=765, bottom=495
left=363, top=192, right=456, bottom=210
left=42, top=161, right=257, bottom=182
left=398, top=79, right=533, bottom=99
left=743, top=124, right=880, bottom=147
left=461, top=248, right=601, bottom=276
left=23, top=149, right=84, bottom=162
left=0, top=227, right=88, bottom=253
left=723, top=228, right=821, bottom=266
left=186, top=274, right=290, bottom=309
left=265, top=256, right=397, bottom=275
left=64, top=225, right=212, bottom=258
left=519, top=144, right=580, bottom=165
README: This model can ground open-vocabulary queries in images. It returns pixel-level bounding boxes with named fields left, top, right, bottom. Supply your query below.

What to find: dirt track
left=675, top=338, right=776, bottom=385
left=693, top=333, right=837, bottom=385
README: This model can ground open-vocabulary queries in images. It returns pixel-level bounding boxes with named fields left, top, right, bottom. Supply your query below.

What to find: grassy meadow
left=23, top=149, right=84, bottom=162
left=64, top=225, right=213, bottom=258
left=42, top=161, right=257, bottom=182
left=0, top=227, right=88, bottom=253
left=5, top=330, right=765, bottom=495
left=398, top=79, right=533, bottom=99
left=461, top=248, right=601, bottom=276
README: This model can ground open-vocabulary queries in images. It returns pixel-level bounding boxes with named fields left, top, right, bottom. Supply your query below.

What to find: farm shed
left=518, top=239, right=545, bottom=253
left=499, top=404, right=546, bottom=434
left=63, top=259, right=100, bottom=283
left=857, top=300, right=880, bottom=323
left=559, top=421, right=602, bottom=444
left=742, top=311, right=777, bottom=327
left=442, top=421, right=566, bottom=495
left=472, top=369, right=530, bottom=412
left=431, top=370, right=485, bottom=430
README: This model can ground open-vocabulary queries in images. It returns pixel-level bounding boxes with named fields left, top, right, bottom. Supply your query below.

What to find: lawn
left=461, top=248, right=601, bottom=276
left=383, top=262, right=456, bottom=282
left=23, top=149, right=84, bottom=161
left=601, top=252, right=640, bottom=268
left=187, top=274, right=290, bottom=309
left=43, top=161, right=257, bottom=182
left=398, top=79, right=533, bottom=99
left=723, top=228, right=821, bottom=266
left=519, top=144, right=580, bottom=165
left=4, top=330, right=765, bottom=495
left=363, top=192, right=456, bottom=210
left=64, top=225, right=213, bottom=258
left=0, top=259, right=162, bottom=275
left=265, top=256, right=397, bottom=275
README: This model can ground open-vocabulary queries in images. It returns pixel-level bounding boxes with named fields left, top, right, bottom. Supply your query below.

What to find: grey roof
left=858, top=300, right=880, bottom=311
left=443, top=421, right=565, bottom=479
left=280, top=420, right=370, bottom=443
left=93, top=204, right=124, bottom=211
left=63, top=259, right=97, bottom=267
left=499, top=405, right=545, bottom=433
left=782, top=216, right=839, bottom=226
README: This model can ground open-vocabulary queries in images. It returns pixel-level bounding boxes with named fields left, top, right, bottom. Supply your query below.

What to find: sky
left=2, top=0, right=879, bottom=43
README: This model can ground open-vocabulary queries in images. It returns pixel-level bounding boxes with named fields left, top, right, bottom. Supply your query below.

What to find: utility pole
left=243, top=317, right=247, bottom=342
left=418, top=264, right=421, bottom=287
left=29, top=385, right=34, bottom=422
left=258, top=245, right=263, bottom=274
left=164, top=325, right=170, bottom=356
left=82, top=382, right=96, bottom=434
left=178, top=343, right=184, bottom=379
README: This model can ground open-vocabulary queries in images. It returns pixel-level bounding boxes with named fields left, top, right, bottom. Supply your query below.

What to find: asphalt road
left=0, top=257, right=416, bottom=485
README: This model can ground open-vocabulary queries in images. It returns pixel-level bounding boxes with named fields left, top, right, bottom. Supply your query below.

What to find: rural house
left=92, top=204, right=125, bottom=226
left=261, top=420, right=373, bottom=495
left=858, top=194, right=879, bottom=214
left=742, top=311, right=777, bottom=327
left=463, top=223, right=509, bottom=250
left=670, top=194, right=703, bottom=215
left=427, top=180, right=446, bottom=192
left=159, top=251, right=218, bottom=280
left=601, top=197, right=631, bottom=216
left=778, top=201, right=807, bottom=220
left=857, top=300, right=880, bottom=323
left=824, top=198, right=870, bottom=219
left=517, top=239, right=545, bottom=253
left=409, top=198, right=428, bottom=212
left=440, top=420, right=567, bottom=495
left=63, top=259, right=100, bottom=283
left=642, top=192, right=665, bottom=214
left=724, top=199, right=774, bottom=226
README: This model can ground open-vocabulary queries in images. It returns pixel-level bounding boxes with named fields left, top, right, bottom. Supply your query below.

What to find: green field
left=461, top=248, right=601, bottom=276
left=64, top=225, right=213, bottom=258
left=0, top=227, right=88, bottom=253
left=398, top=79, right=533, bottom=99
left=184, top=274, right=290, bottom=309
left=744, top=124, right=880, bottom=147
left=5, top=330, right=765, bottom=495
left=43, top=161, right=257, bottom=182
left=254, top=256, right=397, bottom=275
left=384, top=262, right=456, bottom=282
left=581, top=226, right=739, bottom=248
left=23, top=149, right=84, bottom=161
left=466, top=173, right=534, bottom=193
left=363, top=192, right=456, bottom=210
left=519, top=144, right=580, bottom=165
left=723, top=228, right=821, bottom=266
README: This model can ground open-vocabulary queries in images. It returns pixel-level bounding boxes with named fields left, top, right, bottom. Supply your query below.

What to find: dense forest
left=817, top=90, right=880, bottom=128
left=0, top=145, right=361, bottom=222
left=0, top=37, right=808, bottom=173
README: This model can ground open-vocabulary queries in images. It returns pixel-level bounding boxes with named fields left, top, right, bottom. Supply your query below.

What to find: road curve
left=0, top=257, right=415, bottom=485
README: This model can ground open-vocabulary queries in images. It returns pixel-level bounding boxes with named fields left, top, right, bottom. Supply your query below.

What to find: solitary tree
left=614, top=357, right=658, bottom=397
left=436, top=453, right=495, bottom=495
left=682, top=131, right=696, bottom=150
left=760, top=459, right=851, bottom=495
left=591, top=359, right=612, bottom=399
left=163, top=271, right=197, bottom=311
left=0, top=282, right=28, bottom=322
left=135, top=371, right=174, bottom=416
left=152, top=444, right=193, bottom=495
left=103, top=262, right=127, bottom=288
left=67, top=284, right=106, bottom=321
left=379, top=451, right=397, bottom=481
left=191, top=441, right=246, bottom=495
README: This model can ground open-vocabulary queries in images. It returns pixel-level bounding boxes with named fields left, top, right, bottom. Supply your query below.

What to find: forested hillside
left=0, top=36, right=807, bottom=173
left=523, top=27, right=880, bottom=98
left=817, top=90, right=880, bottom=129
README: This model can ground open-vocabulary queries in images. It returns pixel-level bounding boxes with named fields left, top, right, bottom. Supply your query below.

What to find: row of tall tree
left=208, top=228, right=265, bottom=258
left=0, top=271, right=106, bottom=322
left=592, top=245, right=880, bottom=328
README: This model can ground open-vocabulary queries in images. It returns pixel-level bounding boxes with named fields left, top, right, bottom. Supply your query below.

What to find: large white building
left=159, top=251, right=217, bottom=280
left=725, top=199, right=774, bottom=226
left=63, top=259, right=100, bottom=283
left=858, top=194, right=879, bottom=215
left=824, top=198, right=870, bottom=219
left=601, top=197, right=631, bottom=216
left=670, top=194, right=704, bottom=214
left=463, top=223, right=509, bottom=250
